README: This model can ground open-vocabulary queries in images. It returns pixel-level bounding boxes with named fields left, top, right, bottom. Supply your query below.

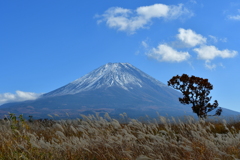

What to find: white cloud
left=188, top=61, right=195, bottom=70
left=204, top=60, right=216, bottom=70
left=189, top=0, right=197, bottom=4
left=147, top=44, right=190, bottom=62
left=143, top=28, right=237, bottom=67
left=208, top=35, right=227, bottom=43
left=193, top=45, right=238, bottom=60
left=228, top=9, right=240, bottom=20
left=229, top=15, right=240, bottom=20
left=219, top=63, right=225, bottom=68
left=144, top=28, right=238, bottom=69
left=167, top=4, right=193, bottom=19
left=136, top=4, right=169, bottom=19
left=220, top=38, right=227, bottom=43
left=135, top=51, right=140, bottom=55
left=177, top=28, right=206, bottom=47
left=97, top=4, right=193, bottom=33
left=208, top=35, right=218, bottom=43
left=141, top=41, right=149, bottom=48
left=0, top=90, right=42, bottom=105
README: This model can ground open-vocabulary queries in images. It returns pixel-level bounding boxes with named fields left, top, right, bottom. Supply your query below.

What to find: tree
left=167, top=74, right=222, bottom=118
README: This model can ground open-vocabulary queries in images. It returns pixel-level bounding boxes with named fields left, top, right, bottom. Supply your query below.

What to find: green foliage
left=6, top=113, right=29, bottom=130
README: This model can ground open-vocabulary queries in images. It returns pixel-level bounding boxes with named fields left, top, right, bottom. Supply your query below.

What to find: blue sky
left=0, top=0, right=240, bottom=112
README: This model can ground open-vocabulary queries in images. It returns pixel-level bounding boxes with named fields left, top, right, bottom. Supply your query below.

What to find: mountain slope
left=0, top=63, right=239, bottom=119
left=43, top=63, right=169, bottom=96
left=40, top=63, right=188, bottom=116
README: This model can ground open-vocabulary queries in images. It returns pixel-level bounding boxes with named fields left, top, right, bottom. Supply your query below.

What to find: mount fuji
left=0, top=63, right=239, bottom=119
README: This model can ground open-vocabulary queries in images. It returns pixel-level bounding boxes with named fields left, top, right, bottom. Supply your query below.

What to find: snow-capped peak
left=43, top=63, right=166, bottom=97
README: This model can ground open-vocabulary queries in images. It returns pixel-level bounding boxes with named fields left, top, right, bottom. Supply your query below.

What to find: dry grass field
left=0, top=113, right=240, bottom=160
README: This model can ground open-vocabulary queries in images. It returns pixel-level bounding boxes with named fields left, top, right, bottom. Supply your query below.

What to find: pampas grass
left=0, top=113, right=240, bottom=160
